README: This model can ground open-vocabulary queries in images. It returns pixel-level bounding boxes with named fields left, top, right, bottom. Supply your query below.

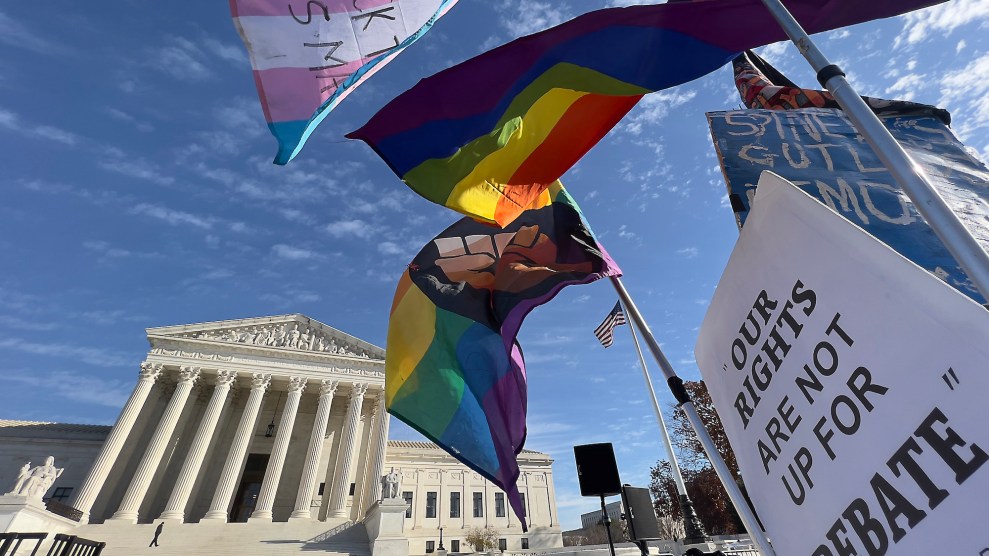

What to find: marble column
left=328, top=383, right=368, bottom=518
left=74, top=362, right=162, bottom=522
left=111, top=367, right=200, bottom=523
left=290, top=379, right=338, bottom=520
left=412, top=470, right=424, bottom=530
left=250, top=376, right=307, bottom=521
left=545, top=471, right=556, bottom=527
left=438, top=470, right=446, bottom=529
left=365, top=393, right=390, bottom=504
left=203, top=373, right=271, bottom=521
left=483, top=479, right=491, bottom=527
left=159, top=370, right=237, bottom=521
left=461, top=471, right=468, bottom=529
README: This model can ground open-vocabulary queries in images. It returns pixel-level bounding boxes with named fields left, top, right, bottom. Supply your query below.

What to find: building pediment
left=146, top=314, right=384, bottom=360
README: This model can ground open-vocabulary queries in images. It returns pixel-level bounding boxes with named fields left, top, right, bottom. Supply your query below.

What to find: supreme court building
left=0, top=315, right=562, bottom=556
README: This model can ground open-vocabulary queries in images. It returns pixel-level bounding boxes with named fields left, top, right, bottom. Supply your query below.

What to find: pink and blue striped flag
left=230, top=0, right=459, bottom=164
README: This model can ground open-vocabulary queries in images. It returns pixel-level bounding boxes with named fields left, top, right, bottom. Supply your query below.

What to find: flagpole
left=623, top=305, right=710, bottom=545
left=610, top=277, right=777, bottom=556
left=757, top=0, right=989, bottom=303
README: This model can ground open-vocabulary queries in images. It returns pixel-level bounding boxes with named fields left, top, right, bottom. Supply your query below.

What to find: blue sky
left=2, top=0, right=989, bottom=531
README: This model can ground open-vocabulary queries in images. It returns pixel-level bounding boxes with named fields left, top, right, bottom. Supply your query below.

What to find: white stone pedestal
left=0, top=495, right=78, bottom=534
left=364, top=499, right=409, bottom=556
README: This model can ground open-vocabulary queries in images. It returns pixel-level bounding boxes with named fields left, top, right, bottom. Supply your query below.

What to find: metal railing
left=45, top=534, right=105, bottom=556
left=0, top=533, right=47, bottom=556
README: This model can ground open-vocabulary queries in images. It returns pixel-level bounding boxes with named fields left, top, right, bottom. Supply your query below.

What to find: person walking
left=149, top=522, right=164, bottom=548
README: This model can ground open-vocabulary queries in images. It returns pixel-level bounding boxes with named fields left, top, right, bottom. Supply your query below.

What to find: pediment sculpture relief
left=177, top=322, right=374, bottom=357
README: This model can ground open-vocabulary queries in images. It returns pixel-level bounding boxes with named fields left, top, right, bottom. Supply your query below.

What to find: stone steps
left=70, top=518, right=370, bottom=556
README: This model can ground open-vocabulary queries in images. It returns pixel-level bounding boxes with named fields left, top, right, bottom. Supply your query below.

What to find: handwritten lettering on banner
left=290, top=1, right=401, bottom=95
left=707, top=108, right=989, bottom=304
left=232, top=0, right=458, bottom=163
left=695, top=174, right=989, bottom=556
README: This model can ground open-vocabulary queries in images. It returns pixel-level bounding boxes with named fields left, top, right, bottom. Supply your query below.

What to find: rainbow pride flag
left=386, top=182, right=620, bottom=527
left=230, top=0, right=459, bottom=164
left=348, top=0, right=946, bottom=226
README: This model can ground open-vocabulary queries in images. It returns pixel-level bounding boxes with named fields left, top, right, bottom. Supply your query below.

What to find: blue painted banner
left=708, top=108, right=989, bottom=304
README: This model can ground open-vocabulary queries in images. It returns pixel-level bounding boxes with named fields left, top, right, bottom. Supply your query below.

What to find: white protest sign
left=695, top=172, right=989, bottom=556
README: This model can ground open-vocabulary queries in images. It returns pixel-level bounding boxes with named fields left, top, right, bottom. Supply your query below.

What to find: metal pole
left=611, top=277, right=776, bottom=556
left=757, top=0, right=989, bottom=302
left=600, top=495, right=617, bottom=556
left=624, top=308, right=710, bottom=545
left=627, top=319, right=689, bottom=494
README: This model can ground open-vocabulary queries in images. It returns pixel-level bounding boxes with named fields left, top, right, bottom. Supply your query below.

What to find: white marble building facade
left=388, top=441, right=561, bottom=553
left=0, top=314, right=563, bottom=555
left=73, top=314, right=390, bottom=525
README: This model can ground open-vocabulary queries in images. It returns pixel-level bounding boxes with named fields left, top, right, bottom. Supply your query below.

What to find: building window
left=403, top=491, right=413, bottom=518
left=318, top=482, right=325, bottom=496
left=499, top=539, right=507, bottom=552
left=48, top=487, right=72, bottom=503
left=451, top=540, right=460, bottom=553
left=426, top=541, right=435, bottom=553
left=520, top=493, right=527, bottom=517
left=349, top=483, right=356, bottom=495
left=450, top=491, right=461, bottom=518
left=495, top=492, right=505, bottom=517
left=521, top=538, right=529, bottom=550
left=426, top=491, right=437, bottom=518
left=472, top=492, right=483, bottom=517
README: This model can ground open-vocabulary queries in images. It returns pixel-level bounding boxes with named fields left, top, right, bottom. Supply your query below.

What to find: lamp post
left=438, top=527, right=445, bottom=551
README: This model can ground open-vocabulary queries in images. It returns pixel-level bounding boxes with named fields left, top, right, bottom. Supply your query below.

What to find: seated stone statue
left=6, top=456, right=63, bottom=500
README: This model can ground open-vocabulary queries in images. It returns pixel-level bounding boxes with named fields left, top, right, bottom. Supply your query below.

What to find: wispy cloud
left=492, top=1, right=572, bottom=38
left=0, top=339, right=133, bottom=367
left=156, top=36, right=214, bottom=81
left=99, top=157, right=175, bottom=186
left=0, top=316, right=58, bottom=331
left=0, top=370, right=132, bottom=407
left=0, top=11, right=62, bottom=55
left=32, top=125, right=78, bottom=146
left=325, top=219, right=375, bottom=239
left=202, top=38, right=249, bottom=65
left=150, top=35, right=250, bottom=81
left=131, top=203, right=214, bottom=229
left=939, top=53, right=989, bottom=141
left=271, top=244, right=320, bottom=261
left=0, top=108, right=80, bottom=146
left=259, top=290, right=323, bottom=306
left=884, top=73, right=924, bottom=101
left=621, top=90, right=698, bottom=136
left=896, top=0, right=989, bottom=47
left=73, top=309, right=148, bottom=326
left=83, top=240, right=135, bottom=259
left=105, top=107, right=154, bottom=132
left=676, top=247, right=699, bottom=259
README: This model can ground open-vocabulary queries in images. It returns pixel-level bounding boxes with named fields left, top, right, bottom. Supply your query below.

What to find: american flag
left=594, top=302, right=627, bottom=348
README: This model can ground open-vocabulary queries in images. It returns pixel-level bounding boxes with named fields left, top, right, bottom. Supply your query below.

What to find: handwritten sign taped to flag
left=232, top=0, right=459, bottom=164
left=708, top=108, right=989, bottom=304
left=695, top=172, right=989, bottom=556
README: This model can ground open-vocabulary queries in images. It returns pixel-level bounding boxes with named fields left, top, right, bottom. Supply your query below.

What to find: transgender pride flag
left=230, top=0, right=458, bottom=164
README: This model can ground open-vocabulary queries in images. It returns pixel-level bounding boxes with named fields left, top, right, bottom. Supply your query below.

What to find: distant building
left=0, top=314, right=563, bottom=556
left=579, top=500, right=622, bottom=529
